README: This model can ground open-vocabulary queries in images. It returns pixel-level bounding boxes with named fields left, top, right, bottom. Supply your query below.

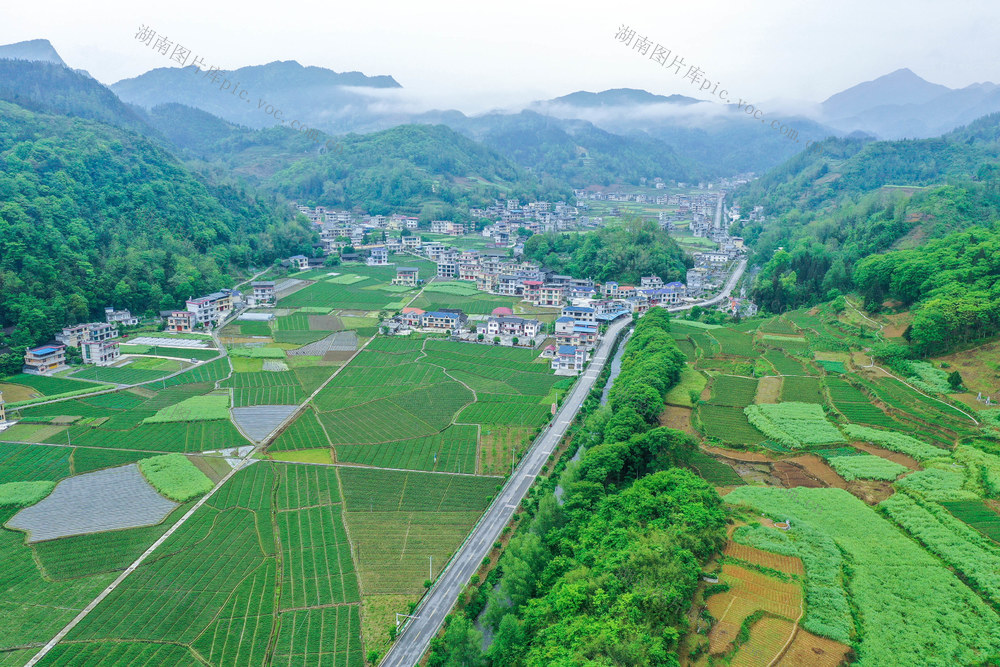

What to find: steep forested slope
left=0, top=100, right=315, bottom=348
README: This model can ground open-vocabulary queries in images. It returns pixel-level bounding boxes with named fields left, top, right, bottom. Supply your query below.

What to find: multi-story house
left=186, top=291, right=233, bottom=326
left=56, top=322, right=118, bottom=347
left=105, top=307, right=139, bottom=327
left=288, top=254, right=310, bottom=271
left=486, top=316, right=542, bottom=338
left=561, top=305, right=596, bottom=323
left=167, top=310, right=195, bottom=333
left=367, top=246, right=389, bottom=266
left=81, top=339, right=121, bottom=366
left=551, top=345, right=587, bottom=374
left=252, top=281, right=276, bottom=305
left=392, top=267, right=420, bottom=287
left=23, top=344, right=68, bottom=375
left=537, top=284, right=565, bottom=307
left=423, top=310, right=467, bottom=331
left=437, top=260, right=458, bottom=278
left=640, top=276, right=664, bottom=289
left=402, top=236, right=422, bottom=251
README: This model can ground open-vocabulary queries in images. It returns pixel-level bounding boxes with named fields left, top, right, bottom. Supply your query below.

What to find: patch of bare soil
left=772, top=460, right=826, bottom=488
left=785, top=455, right=847, bottom=488
left=755, top=376, right=782, bottom=404
left=659, top=405, right=695, bottom=434
left=847, top=479, right=894, bottom=505
left=703, top=446, right=773, bottom=463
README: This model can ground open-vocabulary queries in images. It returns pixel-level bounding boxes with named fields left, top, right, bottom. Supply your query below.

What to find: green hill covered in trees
left=0, top=99, right=315, bottom=352
left=733, top=115, right=1000, bottom=319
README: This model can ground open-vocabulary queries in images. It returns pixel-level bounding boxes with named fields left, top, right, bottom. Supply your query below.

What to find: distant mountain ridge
left=0, top=38, right=66, bottom=66
left=542, top=88, right=701, bottom=107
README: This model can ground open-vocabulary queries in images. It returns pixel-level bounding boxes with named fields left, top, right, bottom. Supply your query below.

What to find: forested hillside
left=264, top=123, right=570, bottom=217
left=524, top=218, right=690, bottom=283
left=734, top=115, right=1000, bottom=314
left=854, top=226, right=1000, bottom=355
left=0, top=100, right=316, bottom=348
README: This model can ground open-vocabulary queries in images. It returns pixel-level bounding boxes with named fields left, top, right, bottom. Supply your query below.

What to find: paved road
left=380, top=316, right=631, bottom=667
left=668, top=257, right=747, bottom=312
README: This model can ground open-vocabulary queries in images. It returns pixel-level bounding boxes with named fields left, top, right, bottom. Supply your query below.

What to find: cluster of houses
left=291, top=198, right=589, bottom=259
left=22, top=305, right=142, bottom=374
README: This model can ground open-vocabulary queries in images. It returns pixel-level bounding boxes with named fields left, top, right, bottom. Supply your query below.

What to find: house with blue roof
left=23, top=344, right=68, bottom=375
left=551, top=345, right=587, bottom=375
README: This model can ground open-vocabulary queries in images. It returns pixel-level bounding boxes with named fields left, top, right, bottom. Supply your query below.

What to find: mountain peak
left=544, top=88, right=701, bottom=108
left=0, top=38, right=66, bottom=66
left=822, top=68, right=951, bottom=118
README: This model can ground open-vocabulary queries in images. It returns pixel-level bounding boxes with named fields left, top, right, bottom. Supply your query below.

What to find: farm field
left=52, top=462, right=366, bottom=667
left=726, top=486, right=1000, bottom=665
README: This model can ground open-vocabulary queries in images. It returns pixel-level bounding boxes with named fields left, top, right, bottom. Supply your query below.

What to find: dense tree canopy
left=0, top=100, right=316, bottom=348
left=524, top=218, right=690, bottom=283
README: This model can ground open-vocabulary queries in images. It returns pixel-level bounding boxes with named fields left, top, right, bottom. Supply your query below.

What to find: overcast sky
left=2, top=0, right=998, bottom=113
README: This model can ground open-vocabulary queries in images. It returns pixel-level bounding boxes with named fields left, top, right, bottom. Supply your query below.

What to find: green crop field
left=707, top=328, right=757, bottom=357
left=270, top=408, right=330, bottom=451
left=696, top=404, right=764, bottom=445
left=779, top=375, right=825, bottom=404
left=706, top=375, right=758, bottom=407
left=744, top=402, right=844, bottom=448
left=762, top=349, right=813, bottom=376
left=143, top=393, right=230, bottom=423
left=689, top=451, right=745, bottom=485
left=942, top=500, right=1000, bottom=542
left=335, top=424, right=478, bottom=473
left=726, top=486, right=1000, bottom=665
left=341, top=466, right=497, bottom=595
left=827, top=454, right=908, bottom=481
left=2, top=374, right=104, bottom=396
left=57, top=462, right=365, bottom=666
left=72, top=363, right=174, bottom=385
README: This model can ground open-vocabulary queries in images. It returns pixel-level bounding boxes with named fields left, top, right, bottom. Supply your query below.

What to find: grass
left=139, top=454, right=214, bottom=501
left=142, top=393, right=230, bottom=423
left=0, top=480, right=54, bottom=507
left=665, top=366, right=706, bottom=407
left=270, top=448, right=333, bottom=464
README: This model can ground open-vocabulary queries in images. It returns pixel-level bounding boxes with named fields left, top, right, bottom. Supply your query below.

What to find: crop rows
left=842, top=425, right=945, bottom=461
left=697, top=405, right=764, bottom=445
left=278, top=504, right=359, bottom=608
left=942, top=500, right=1000, bottom=542
left=0, top=443, right=71, bottom=483
left=726, top=486, right=1000, bottom=664
left=270, top=410, right=330, bottom=452
left=72, top=365, right=171, bottom=385
left=3, top=374, right=103, bottom=396
left=273, top=606, right=363, bottom=667
left=689, top=451, right=745, bottom=485
left=339, top=467, right=498, bottom=512
left=707, top=375, right=758, bottom=407
left=779, top=376, right=825, bottom=405
left=457, top=402, right=552, bottom=427
left=68, top=420, right=251, bottom=453
left=335, top=424, right=479, bottom=473
left=708, top=328, right=757, bottom=357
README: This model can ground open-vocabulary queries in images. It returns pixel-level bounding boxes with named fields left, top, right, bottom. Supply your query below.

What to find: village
left=17, top=186, right=750, bottom=384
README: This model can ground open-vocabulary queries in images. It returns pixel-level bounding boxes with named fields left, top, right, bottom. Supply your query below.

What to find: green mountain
left=449, top=110, right=700, bottom=187
left=0, top=98, right=316, bottom=351
left=732, top=115, right=1000, bottom=313
left=261, top=123, right=571, bottom=216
